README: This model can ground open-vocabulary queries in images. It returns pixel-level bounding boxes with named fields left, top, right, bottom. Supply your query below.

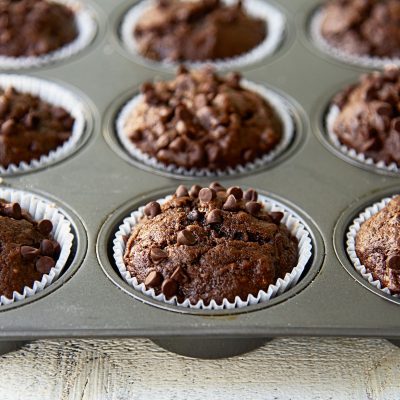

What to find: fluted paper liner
left=120, top=0, right=286, bottom=70
left=326, top=105, right=399, bottom=173
left=116, top=79, right=294, bottom=177
left=113, top=193, right=313, bottom=310
left=310, top=9, right=400, bottom=69
left=0, top=74, right=86, bottom=175
left=0, top=188, right=74, bottom=305
left=0, top=0, right=97, bottom=70
left=346, top=196, right=399, bottom=297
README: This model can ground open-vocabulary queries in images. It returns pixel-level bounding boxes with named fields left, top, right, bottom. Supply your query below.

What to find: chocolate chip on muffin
left=356, top=196, right=400, bottom=294
left=0, top=0, right=78, bottom=57
left=320, top=0, right=400, bottom=58
left=133, top=0, right=266, bottom=62
left=331, top=65, right=400, bottom=166
left=0, top=199, right=60, bottom=299
left=123, top=183, right=298, bottom=305
left=0, top=86, right=74, bottom=168
left=123, top=67, right=283, bottom=171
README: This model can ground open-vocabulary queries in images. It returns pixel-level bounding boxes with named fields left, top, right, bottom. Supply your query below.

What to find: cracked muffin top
left=124, top=182, right=298, bottom=305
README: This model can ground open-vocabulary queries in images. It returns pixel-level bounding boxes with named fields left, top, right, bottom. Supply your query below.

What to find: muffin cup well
left=113, top=193, right=313, bottom=310
left=0, top=74, right=87, bottom=175
left=346, top=196, right=399, bottom=298
left=116, top=80, right=294, bottom=177
left=326, top=105, right=399, bottom=174
left=310, top=10, right=400, bottom=69
left=0, top=0, right=97, bottom=70
left=0, top=187, right=74, bottom=305
left=120, top=0, right=286, bottom=70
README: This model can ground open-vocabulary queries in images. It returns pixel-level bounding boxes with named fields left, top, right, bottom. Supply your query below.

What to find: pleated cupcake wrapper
left=113, top=193, right=313, bottom=310
left=346, top=196, right=399, bottom=298
left=310, top=10, right=400, bottom=69
left=116, top=79, right=294, bottom=177
left=0, top=187, right=74, bottom=305
left=0, top=74, right=86, bottom=175
left=0, top=0, right=96, bottom=70
left=120, top=0, right=285, bottom=70
left=326, top=105, right=399, bottom=174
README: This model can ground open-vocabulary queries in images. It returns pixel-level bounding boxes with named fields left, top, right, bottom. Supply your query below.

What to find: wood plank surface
left=0, top=337, right=399, bottom=399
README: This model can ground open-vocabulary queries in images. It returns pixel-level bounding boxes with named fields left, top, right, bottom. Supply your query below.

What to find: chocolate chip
left=40, top=239, right=54, bottom=256
left=35, top=256, right=55, bottom=274
left=38, top=219, right=53, bottom=235
left=2, top=202, right=21, bottom=219
left=187, top=209, right=201, bottom=221
left=20, top=246, right=40, bottom=261
left=270, top=211, right=284, bottom=224
left=1, top=118, right=16, bottom=136
left=189, top=184, right=202, bottom=198
left=144, top=201, right=161, bottom=218
left=386, top=254, right=400, bottom=270
left=199, top=188, right=216, bottom=204
left=177, top=65, right=188, bottom=75
left=243, top=189, right=258, bottom=201
left=171, top=266, right=188, bottom=283
left=177, top=229, right=196, bottom=245
left=129, top=129, right=142, bottom=141
left=209, top=181, right=225, bottom=192
left=175, top=185, right=188, bottom=198
left=392, top=118, right=400, bottom=133
left=223, top=195, right=238, bottom=211
left=245, top=201, right=261, bottom=216
left=206, top=209, right=223, bottom=224
left=161, top=278, right=178, bottom=298
left=145, top=270, right=163, bottom=287
left=52, top=241, right=61, bottom=256
left=150, top=247, right=168, bottom=263
left=227, top=186, right=243, bottom=200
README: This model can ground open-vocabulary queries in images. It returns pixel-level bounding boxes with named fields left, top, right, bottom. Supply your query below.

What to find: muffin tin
left=0, top=0, right=400, bottom=359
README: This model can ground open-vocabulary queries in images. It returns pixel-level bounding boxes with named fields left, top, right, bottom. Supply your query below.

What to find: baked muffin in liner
left=113, top=191, right=313, bottom=310
left=310, top=9, right=400, bottom=70
left=346, top=196, right=399, bottom=298
left=0, top=0, right=97, bottom=70
left=0, top=187, right=74, bottom=305
left=116, top=79, right=294, bottom=177
left=0, top=74, right=86, bottom=175
left=120, top=0, right=286, bottom=70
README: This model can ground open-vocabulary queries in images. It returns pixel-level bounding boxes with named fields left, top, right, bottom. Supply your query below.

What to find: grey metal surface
left=0, top=0, right=398, bottom=349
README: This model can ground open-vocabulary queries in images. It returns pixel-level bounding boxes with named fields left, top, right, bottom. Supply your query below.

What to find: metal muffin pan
left=0, top=0, right=399, bottom=359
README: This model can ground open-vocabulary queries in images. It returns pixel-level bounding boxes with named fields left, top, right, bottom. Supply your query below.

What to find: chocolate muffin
left=356, top=196, right=400, bottom=294
left=133, top=0, right=266, bottom=62
left=320, top=0, right=400, bottom=58
left=0, top=199, right=60, bottom=299
left=0, top=86, right=74, bottom=168
left=331, top=66, right=400, bottom=166
left=124, top=183, right=298, bottom=305
left=0, top=0, right=78, bottom=58
left=123, top=67, right=283, bottom=171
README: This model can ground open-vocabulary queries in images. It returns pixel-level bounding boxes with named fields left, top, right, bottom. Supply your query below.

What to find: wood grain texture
left=0, top=337, right=399, bottom=399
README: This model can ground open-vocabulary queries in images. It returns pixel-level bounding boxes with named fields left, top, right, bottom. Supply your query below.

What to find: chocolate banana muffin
left=123, top=67, right=283, bottom=171
left=0, top=199, right=60, bottom=299
left=320, top=0, right=400, bottom=58
left=124, top=183, right=298, bottom=305
left=0, top=0, right=78, bottom=58
left=356, top=196, right=400, bottom=294
left=133, top=0, right=266, bottom=62
left=331, top=66, right=400, bottom=166
left=0, top=86, right=74, bottom=168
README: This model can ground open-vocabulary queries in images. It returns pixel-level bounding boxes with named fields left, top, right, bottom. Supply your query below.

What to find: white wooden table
left=0, top=337, right=399, bottom=399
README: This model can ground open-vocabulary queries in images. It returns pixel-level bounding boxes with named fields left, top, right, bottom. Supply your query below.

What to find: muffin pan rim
left=96, top=185, right=325, bottom=316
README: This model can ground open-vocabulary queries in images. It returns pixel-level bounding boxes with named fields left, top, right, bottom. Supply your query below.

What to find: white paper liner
left=326, top=105, right=399, bottom=173
left=310, top=9, right=400, bottom=69
left=0, top=0, right=97, bottom=70
left=116, top=79, right=294, bottom=177
left=120, top=0, right=286, bottom=70
left=346, top=196, right=399, bottom=298
left=113, top=193, right=313, bottom=310
left=0, top=74, right=86, bottom=175
left=0, top=187, right=74, bottom=305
